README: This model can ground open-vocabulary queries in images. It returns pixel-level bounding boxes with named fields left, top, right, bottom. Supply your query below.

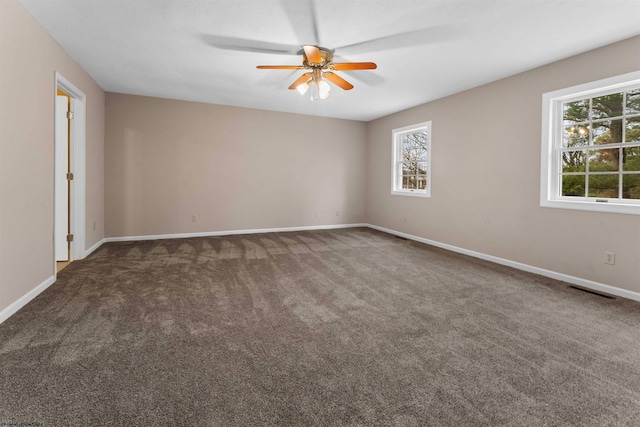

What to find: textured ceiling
left=16, top=0, right=640, bottom=121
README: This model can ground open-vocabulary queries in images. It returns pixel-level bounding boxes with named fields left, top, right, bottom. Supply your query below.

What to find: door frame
left=54, top=72, right=86, bottom=266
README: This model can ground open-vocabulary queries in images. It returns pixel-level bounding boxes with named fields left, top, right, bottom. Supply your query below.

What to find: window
left=541, top=71, right=640, bottom=215
left=392, top=121, right=432, bottom=197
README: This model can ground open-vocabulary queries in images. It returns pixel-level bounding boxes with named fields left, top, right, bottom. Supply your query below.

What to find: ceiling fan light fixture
left=296, top=80, right=311, bottom=95
left=318, top=80, right=331, bottom=100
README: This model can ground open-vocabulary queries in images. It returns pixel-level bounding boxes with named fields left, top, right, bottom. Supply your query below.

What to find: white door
left=55, top=95, right=69, bottom=261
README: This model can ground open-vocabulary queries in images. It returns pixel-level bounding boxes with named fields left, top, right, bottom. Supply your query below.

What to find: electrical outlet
left=403, top=217, right=407, bottom=223
left=192, top=215, right=197, bottom=222
left=315, top=211, right=319, bottom=218
left=335, top=211, right=340, bottom=216
left=605, top=251, right=615, bottom=265
left=93, top=221, right=96, bottom=231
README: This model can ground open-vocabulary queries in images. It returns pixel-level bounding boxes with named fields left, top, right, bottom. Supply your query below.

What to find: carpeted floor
left=1, top=227, right=639, bottom=426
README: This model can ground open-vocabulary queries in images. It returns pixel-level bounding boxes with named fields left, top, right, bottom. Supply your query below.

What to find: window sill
left=391, top=190, right=430, bottom=198
left=541, top=199, right=640, bottom=215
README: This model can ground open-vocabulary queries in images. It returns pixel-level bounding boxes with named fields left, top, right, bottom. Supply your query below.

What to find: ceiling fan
left=256, top=45, right=377, bottom=100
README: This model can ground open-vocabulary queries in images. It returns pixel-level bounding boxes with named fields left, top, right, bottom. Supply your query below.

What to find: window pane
left=589, top=148, right=619, bottom=172
left=592, top=93, right=624, bottom=119
left=409, top=131, right=429, bottom=147
left=402, top=176, right=417, bottom=189
left=588, top=174, right=618, bottom=198
left=593, top=120, right=623, bottom=144
left=401, top=139, right=414, bottom=156
left=561, top=150, right=586, bottom=172
left=625, top=116, right=640, bottom=143
left=563, top=125, right=588, bottom=147
left=417, top=162, right=428, bottom=175
left=403, top=147, right=427, bottom=161
left=417, top=176, right=427, bottom=190
left=403, top=132, right=428, bottom=148
left=402, top=162, right=424, bottom=175
left=402, top=133, right=428, bottom=160
left=622, top=174, right=640, bottom=199
left=623, top=147, right=640, bottom=172
left=563, top=99, right=589, bottom=124
left=626, top=89, right=640, bottom=115
left=562, top=174, right=585, bottom=196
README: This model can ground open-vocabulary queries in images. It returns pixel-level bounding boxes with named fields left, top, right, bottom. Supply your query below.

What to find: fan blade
left=332, top=62, right=377, bottom=70
left=281, top=0, right=320, bottom=47
left=335, top=26, right=454, bottom=55
left=303, top=45, right=323, bottom=63
left=257, top=65, right=303, bottom=70
left=288, top=73, right=312, bottom=90
left=324, top=72, right=354, bottom=90
left=202, top=35, right=299, bottom=55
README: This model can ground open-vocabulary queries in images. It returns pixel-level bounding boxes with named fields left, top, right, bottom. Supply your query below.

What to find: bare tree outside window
left=401, top=131, right=428, bottom=190
left=392, top=122, right=431, bottom=197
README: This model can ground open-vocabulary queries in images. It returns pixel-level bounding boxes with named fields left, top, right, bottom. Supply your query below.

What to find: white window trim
left=391, top=121, right=432, bottom=198
left=540, top=71, right=640, bottom=215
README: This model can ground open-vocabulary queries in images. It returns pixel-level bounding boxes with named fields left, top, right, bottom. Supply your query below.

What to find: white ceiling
left=16, top=0, right=640, bottom=121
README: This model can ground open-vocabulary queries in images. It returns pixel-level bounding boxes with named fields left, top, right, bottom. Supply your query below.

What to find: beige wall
left=0, top=0, right=105, bottom=313
left=105, top=93, right=366, bottom=237
left=366, top=36, right=640, bottom=294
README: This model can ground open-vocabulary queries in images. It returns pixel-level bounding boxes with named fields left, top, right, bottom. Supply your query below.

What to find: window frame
left=391, top=121, right=432, bottom=198
left=540, top=71, right=640, bottom=215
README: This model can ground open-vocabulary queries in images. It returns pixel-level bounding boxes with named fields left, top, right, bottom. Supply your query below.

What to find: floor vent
left=569, top=285, right=614, bottom=299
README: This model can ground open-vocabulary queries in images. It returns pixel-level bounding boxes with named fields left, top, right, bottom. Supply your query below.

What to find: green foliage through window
left=560, top=87, right=640, bottom=200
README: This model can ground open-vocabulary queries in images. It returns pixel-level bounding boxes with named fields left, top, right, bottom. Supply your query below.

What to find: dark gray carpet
left=1, top=227, right=639, bottom=426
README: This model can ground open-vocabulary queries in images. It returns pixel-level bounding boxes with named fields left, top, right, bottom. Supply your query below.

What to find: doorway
left=55, top=88, right=71, bottom=271
left=54, top=73, right=87, bottom=275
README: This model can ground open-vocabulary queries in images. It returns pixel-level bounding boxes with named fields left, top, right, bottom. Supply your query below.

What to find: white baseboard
left=3, top=222, right=636, bottom=326
left=0, top=275, right=56, bottom=325
left=85, top=238, right=106, bottom=257
left=101, top=222, right=640, bottom=301
left=366, top=224, right=640, bottom=302
left=103, top=223, right=368, bottom=243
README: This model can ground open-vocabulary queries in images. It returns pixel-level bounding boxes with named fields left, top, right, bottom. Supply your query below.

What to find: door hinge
left=67, top=111, right=74, bottom=120
left=67, top=172, right=74, bottom=180
left=66, top=234, right=74, bottom=242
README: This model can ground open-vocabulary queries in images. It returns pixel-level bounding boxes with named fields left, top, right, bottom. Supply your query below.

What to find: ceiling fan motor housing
left=303, top=48, right=333, bottom=68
